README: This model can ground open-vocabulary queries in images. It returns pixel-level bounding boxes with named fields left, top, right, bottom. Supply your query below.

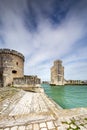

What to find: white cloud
left=0, top=0, right=87, bottom=81
left=65, top=61, right=87, bottom=80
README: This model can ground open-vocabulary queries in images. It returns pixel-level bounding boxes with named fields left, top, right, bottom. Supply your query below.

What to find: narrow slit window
left=16, top=62, right=18, bottom=66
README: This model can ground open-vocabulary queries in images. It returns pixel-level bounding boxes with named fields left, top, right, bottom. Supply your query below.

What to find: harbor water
left=41, top=84, right=87, bottom=109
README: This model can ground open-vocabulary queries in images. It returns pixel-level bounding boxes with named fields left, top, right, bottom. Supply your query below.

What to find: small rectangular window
left=12, top=70, right=17, bottom=74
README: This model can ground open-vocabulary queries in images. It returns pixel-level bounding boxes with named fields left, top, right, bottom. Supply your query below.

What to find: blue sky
left=0, top=0, right=87, bottom=81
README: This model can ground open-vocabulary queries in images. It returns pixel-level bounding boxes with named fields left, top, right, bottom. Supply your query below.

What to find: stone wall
left=13, top=75, right=41, bottom=88
left=65, top=80, right=87, bottom=85
left=0, top=49, right=24, bottom=87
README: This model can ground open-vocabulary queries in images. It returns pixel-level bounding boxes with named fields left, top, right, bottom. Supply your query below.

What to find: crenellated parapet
left=0, top=49, right=25, bottom=61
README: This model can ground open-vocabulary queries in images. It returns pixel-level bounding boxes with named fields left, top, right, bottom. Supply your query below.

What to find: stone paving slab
left=0, top=90, right=62, bottom=128
left=0, top=89, right=87, bottom=130
left=0, top=119, right=58, bottom=130
left=1, top=114, right=87, bottom=130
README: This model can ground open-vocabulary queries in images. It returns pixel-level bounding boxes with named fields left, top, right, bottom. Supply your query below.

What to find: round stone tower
left=0, top=49, right=25, bottom=87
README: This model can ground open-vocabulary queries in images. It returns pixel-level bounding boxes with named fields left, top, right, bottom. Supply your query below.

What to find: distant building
left=65, top=80, right=87, bottom=85
left=51, top=60, right=64, bottom=85
left=65, top=80, right=81, bottom=85
left=42, top=81, right=49, bottom=84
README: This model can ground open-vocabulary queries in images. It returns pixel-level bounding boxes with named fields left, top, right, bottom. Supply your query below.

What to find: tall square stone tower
left=51, top=60, right=64, bottom=85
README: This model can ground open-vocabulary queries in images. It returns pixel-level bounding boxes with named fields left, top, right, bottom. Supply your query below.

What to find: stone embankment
left=0, top=87, right=87, bottom=130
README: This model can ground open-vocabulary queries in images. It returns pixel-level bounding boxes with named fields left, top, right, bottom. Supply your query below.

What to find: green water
left=41, top=84, right=87, bottom=109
